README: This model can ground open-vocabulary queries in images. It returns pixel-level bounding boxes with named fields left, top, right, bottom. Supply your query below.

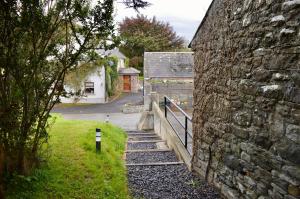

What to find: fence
left=164, top=96, right=193, bottom=155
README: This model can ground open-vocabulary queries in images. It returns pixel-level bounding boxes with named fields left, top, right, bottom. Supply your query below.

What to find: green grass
left=7, top=115, right=129, bottom=199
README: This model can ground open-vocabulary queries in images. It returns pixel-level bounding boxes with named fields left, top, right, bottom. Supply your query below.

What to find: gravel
left=127, top=142, right=157, bottom=150
left=128, top=136, right=160, bottom=141
left=127, top=165, right=220, bottom=199
left=126, top=130, right=220, bottom=199
left=126, top=130, right=154, bottom=134
left=127, top=133, right=157, bottom=137
left=126, top=151, right=178, bottom=164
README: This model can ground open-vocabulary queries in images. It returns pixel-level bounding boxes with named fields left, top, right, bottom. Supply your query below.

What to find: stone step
left=126, top=130, right=154, bottom=134
left=126, top=133, right=157, bottom=137
left=126, top=151, right=179, bottom=164
left=128, top=135, right=160, bottom=141
left=125, top=149, right=172, bottom=153
left=127, top=140, right=165, bottom=144
left=127, top=142, right=158, bottom=150
left=126, top=162, right=184, bottom=166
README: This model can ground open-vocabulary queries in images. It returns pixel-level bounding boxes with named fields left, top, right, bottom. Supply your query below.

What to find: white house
left=99, top=48, right=126, bottom=71
left=60, top=48, right=126, bottom=104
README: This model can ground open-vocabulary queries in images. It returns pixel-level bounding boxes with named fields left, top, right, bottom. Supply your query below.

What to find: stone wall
left=191, top=0, right=300, bottom=198
left=143, top=78, right=193, bottom=110
left=144, top=78, right=194, bottom=110
left=150, top=79, right=193, bottom=105
left=130, top=75, right=139, bottom=93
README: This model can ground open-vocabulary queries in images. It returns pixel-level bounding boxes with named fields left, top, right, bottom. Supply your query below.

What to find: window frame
left=84, top=82, right=95, bottom=95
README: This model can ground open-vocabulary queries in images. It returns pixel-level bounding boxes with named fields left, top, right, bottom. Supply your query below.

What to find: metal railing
left=164, top=96, right=193, bottom=155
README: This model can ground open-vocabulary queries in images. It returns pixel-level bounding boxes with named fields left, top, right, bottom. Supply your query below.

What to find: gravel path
left=126, top=151, right=178, bottom=164
left=128, top=136, right=160, bottom=141
left=127, top=142, right=157, bottom=150
left=127, top=165, right=220, bottom=199
left=125, top=130, right=220, bottom=199
left=127, top=133, right=157, bottom=137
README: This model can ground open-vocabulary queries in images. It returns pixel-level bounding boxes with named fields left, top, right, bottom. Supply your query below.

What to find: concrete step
left=126, top=162, right=184, bottom=166
left=125, top=149, right=172, bottom=153
left=126, top=133, right=157, bottom=137
left=127, top=140, right=165, bottom=144
left=126, top=151, right=179, bottom=164
left=126, top=130, right=154, bottom=134
left=127, top=142, right=158, bottom=150
left=128, top=136, right=160, bottom=141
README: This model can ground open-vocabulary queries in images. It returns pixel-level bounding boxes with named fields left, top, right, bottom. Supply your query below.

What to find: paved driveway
left=51, top=92, right=143, bottom=130
left=52, top=91, right=143, bottom=114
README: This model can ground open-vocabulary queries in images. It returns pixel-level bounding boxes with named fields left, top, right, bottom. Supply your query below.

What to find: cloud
left=155, top=16, right=201, bottom=41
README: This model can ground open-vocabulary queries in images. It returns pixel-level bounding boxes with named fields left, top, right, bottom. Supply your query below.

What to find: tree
left=119, top=15, right=185, bottom=71
left=0, top=0, right=148, bottom=196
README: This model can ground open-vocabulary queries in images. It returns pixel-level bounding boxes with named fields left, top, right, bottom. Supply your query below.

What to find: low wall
left=122, top=105, right=144, bottom=114
left=152, top=101, right=192, bottom=169
left=144, top=79, right=193, bottom=111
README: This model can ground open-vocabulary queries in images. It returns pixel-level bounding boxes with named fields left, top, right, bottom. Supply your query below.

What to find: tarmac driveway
left=52, top=91, right=143, bottom=114
left=51, top=92, right=143, bottom=130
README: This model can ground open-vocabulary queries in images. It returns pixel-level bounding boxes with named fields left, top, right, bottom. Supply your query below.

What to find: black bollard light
left=96, top=128, right=101, bottom=153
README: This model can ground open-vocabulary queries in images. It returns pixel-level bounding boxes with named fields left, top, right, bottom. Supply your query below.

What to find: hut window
left=84, top=82, right=94, bottom=94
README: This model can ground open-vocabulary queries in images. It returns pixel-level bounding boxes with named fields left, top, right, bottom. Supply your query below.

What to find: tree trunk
left=0, top=146, right=4, bottom=199
left=17, top=148, right=25, bottom=174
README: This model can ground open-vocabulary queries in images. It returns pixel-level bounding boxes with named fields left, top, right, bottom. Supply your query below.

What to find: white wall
left=117, top=58, right=125, bottom=71
left=60, top=66, right=106, bottom=104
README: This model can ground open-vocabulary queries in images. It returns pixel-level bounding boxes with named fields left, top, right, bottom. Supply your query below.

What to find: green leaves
left=0, top=0, right=116, bottom=183
left=119, top=15, right=185, bottom=73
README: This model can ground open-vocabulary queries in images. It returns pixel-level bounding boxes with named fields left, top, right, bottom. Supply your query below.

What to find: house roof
left=188, top=0, right=216, bottom=48
left=144, top=52, right=194, bottom=78
left=97, top=48, right=127, bottom=59
left=118, top=67, right=140, bottom=75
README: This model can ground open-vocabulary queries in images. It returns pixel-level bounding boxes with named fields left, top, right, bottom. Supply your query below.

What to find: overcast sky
left=114, top=0, right=213, bottom=42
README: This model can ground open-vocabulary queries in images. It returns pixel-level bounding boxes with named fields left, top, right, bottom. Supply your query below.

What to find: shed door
left=123, top=75, right=131, bottom=91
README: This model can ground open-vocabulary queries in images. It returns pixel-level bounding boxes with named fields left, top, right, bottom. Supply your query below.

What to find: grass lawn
left=7, top=115, right=129, bottom=199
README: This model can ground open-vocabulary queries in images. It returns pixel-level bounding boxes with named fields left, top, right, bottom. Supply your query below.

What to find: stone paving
left=125, top=130, right=220, bottom=199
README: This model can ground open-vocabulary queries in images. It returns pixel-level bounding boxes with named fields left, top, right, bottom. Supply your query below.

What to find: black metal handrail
left=164, top=96, right=192, bottom=154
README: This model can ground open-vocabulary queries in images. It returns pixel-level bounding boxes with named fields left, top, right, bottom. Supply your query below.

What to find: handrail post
left=185, top=116, right=188, bottom=148
left=164, top=96, right=167, bottom=118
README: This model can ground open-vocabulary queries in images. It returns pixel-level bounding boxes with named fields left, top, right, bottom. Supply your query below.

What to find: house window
left=84, top=82, right=94, bottom=94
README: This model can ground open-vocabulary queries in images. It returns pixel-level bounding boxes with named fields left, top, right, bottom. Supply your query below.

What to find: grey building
left=143, top=52, right=194, bottom=110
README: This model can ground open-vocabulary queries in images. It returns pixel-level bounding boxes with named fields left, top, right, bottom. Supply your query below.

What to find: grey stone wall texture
left=150, top=80, right=193, bottom=106
left=190, top=0, right=300, bottom=199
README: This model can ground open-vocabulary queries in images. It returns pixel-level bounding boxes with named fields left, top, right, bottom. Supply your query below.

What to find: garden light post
left=96, top=128, right=101, bottom=152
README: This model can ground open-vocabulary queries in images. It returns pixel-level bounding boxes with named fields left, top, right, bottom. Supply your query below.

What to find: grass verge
left=6, top=115, right=129, bottom=199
